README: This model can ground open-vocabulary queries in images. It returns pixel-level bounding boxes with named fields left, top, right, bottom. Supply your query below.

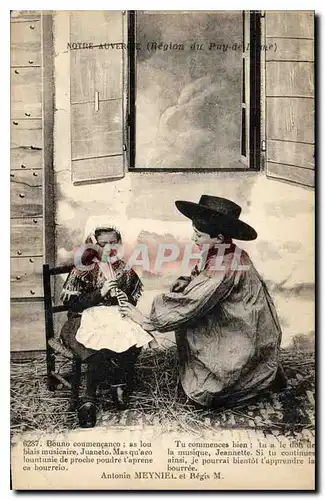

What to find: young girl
left=59, top=225, right=147, bottom=428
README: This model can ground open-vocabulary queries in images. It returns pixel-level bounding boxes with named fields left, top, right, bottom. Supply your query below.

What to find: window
left=128, top=10, right=262, bottom=171
left=68, top=10, right=264, bottom=179
left=68, top=11, right=315, bottom=185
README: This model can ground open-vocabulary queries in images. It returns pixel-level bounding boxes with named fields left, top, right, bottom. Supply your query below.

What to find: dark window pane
left=242, top=59, right=246, bottom=104
left=242, top=11, right=245, bottom=52
left=241, top=108, right=246, bottom=157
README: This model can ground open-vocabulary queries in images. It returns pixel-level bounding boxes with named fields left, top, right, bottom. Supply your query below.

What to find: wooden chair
left=43, top=263, right=83, bottom=409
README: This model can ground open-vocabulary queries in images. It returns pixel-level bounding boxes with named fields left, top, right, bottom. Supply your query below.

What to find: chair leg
left=70, top=358, right=82, bottom=411
left=47, top=348, right=58, bottom=391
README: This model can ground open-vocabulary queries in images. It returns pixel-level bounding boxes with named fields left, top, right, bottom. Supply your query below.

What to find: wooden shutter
left=70, top=11, right=127, bottom=184
left=265, top=11, right=314, bottom=187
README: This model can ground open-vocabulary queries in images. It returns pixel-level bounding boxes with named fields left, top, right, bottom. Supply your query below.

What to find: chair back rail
left=43, top=263, right=74, bottom=334
left=43, top=263, right=82, bottom=393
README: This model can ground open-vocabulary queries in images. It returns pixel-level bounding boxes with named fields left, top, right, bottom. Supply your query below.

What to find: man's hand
left=118, top=302, right=148, bottom=326
left=170, top=276, right=191, bottom=293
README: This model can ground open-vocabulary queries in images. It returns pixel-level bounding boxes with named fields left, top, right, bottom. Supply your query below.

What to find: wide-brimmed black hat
left=175, top=195, right=257, bottom=241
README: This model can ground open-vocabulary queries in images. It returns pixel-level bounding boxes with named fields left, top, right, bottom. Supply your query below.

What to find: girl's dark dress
left=60, top=259, right=143, bottom=400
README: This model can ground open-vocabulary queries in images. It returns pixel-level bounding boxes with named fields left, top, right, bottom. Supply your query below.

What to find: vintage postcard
left=10, top=10, right=315, bottom=490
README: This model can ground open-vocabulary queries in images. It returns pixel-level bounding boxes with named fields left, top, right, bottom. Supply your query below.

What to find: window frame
left=127, top=10, right=262, bottom=173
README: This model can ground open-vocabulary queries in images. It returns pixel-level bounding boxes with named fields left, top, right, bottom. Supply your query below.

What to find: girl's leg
left=80, top=348, right=141, bottom=412
left=78, top=351, right=108, bottom=428
left=110, top=347, right=141, bottom=409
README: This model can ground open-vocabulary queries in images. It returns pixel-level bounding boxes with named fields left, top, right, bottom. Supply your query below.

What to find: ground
left=11, top=339, right=314, bottom=439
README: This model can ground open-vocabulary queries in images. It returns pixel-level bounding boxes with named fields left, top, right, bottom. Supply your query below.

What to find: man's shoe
left=271, top=365, right=287, bottom=392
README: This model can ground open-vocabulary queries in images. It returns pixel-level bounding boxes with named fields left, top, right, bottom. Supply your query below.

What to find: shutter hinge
left=261, top=140, right=266, bottom=152
left=122, top=144, right=127, bottom=152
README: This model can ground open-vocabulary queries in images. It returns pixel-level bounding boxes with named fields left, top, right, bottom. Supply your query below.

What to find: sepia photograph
left=10, top=9, right=315, bottom=490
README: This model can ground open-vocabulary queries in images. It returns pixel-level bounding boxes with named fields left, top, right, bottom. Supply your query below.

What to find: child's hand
left=100, top=280, right=118, bottom=298
left=116, top=290, right=129, bottom=305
